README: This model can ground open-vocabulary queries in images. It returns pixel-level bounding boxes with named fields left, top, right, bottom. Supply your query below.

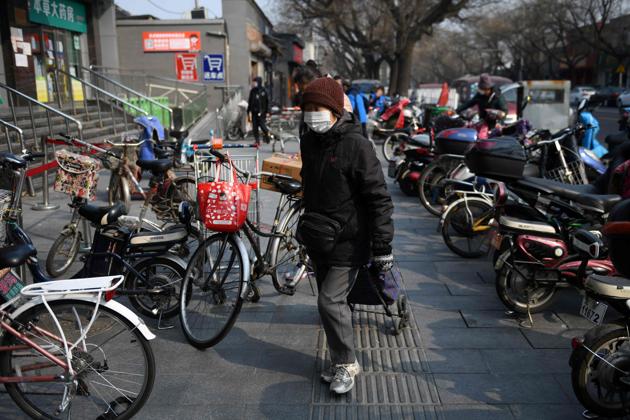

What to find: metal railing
left=0, top=119, right=34, bottom=196
left=89, top=66, right=206, bottom=107
left=0, top=118, right=25, bottom=153
left=181, top=87, right=210, bottom=130
left=0, top=81, right=83, bottom=144
left=50, top=67, right=148, bottom=137
left=84, top=66, right=174, bottom=130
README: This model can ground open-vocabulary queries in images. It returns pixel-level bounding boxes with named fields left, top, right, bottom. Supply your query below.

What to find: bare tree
left=278, top=0, right=482, bottom=94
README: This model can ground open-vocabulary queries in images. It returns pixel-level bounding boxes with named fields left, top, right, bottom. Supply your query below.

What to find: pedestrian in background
left=297, top=77, right=395, bottom=394
left=343, top=80, right=369, bottom=138
left=247, top=76, right=271, bottom=145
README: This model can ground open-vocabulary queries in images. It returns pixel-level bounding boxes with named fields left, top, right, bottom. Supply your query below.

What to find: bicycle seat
left=154, top=148, right=173, bottom=159
left=0, top=152, right=27, bottom=170
left=0, top=244, right=36, bottom=268
left=517, top=177, right=621, bottom=212
left=136, top=159, right=172, bottom=174
left=79, top=202, right=127, bottom=226
left=270, top=175, right=302, bottom=195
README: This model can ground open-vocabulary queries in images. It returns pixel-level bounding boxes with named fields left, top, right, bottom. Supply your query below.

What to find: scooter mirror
left=571, top=229, right=602, bottom=259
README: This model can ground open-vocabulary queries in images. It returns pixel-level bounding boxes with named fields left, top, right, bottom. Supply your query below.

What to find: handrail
left=84, top=66, right=174, bottom=129
left=0, top=118, right=25, bottom=153
left=89, top=65, right=206, bottom=87
left=54, top=68, right=148, bottom=115
left=0, top=81, right=83, bottom=140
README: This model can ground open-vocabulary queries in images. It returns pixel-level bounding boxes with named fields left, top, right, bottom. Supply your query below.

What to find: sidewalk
left=0, top=144, right=586, bottom=419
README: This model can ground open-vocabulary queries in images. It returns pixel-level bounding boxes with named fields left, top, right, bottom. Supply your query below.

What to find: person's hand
left=372, top=253, right=394, bottom=272
left=247, top=114, right=252, bottom=123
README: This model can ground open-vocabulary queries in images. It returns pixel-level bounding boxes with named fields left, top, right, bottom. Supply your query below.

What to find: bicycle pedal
left=279, top=286, right=296, bottom=296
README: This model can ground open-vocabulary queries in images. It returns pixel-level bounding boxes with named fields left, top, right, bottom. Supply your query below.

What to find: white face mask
left=304, top=111, right=333, bottom=133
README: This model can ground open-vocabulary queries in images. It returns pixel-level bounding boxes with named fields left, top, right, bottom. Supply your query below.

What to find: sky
left=115, top=0, right=277, bottom=22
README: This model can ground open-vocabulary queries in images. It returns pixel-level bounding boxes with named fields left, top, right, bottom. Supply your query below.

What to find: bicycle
left=46, top=135, right=197, bottom=278
left=105, top=138, right=196, bottom=212
left=0, top=151, right=155, bottom=419
left=180, top=148, right=310, bottom=348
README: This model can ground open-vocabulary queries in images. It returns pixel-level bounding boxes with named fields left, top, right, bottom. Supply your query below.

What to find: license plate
left=580, top=296, right=607, bottom=325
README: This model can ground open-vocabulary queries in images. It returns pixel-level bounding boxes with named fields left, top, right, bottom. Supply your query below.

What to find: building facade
left=0, top=0, right=118, bottom=104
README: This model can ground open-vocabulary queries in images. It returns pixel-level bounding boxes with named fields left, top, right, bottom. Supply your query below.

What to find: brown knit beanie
left=301, top=77, right=345, bottom=116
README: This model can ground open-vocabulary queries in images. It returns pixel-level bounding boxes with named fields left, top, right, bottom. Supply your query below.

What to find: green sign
left=28, top=0, right=87, bottom=33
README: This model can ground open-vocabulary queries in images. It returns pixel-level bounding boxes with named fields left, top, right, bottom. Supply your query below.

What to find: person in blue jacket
left=342, top=80, right=368, bottom=138
left=371, top=85, right=390, bottom=116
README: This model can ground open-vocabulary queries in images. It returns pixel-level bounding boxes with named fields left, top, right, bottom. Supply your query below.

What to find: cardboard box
left=261, top=153, right=302, bottom=193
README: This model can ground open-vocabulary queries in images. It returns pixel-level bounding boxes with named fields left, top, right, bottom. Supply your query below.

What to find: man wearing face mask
left=297, top=77, right=394, bottom=394
left=247, top=76, right=270, bottom=145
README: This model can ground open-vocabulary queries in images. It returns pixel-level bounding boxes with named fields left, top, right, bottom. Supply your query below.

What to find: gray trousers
left=314, top=264, right=359, bottom=366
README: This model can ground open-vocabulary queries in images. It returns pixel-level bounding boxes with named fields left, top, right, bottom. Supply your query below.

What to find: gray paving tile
left=411, top=307, right=467, bottom=328
left=408, top=293, right=506, bottom=311
left=246, top=404, right=311, bottom=420
left=520, top=328, right=587, bottom=349
left=441, top=404, right=514, bottom=420
left=460, top=310, right=568, bottom=329
left=481, top=349, right=570, bottom=374
left=425, top=349, right=488, bottom=373
left=510, top=404, right=584, bottom=419
left=434, top=373, right=573, bottom=404
left=420, top=328, right=532, bottom=349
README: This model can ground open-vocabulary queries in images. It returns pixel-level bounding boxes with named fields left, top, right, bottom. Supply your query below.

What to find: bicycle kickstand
left=156, top=310, right=175, bottom=330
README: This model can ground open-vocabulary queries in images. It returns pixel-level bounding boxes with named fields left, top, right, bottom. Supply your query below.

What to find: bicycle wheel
left=125, top=257, right=186, bottom=319
left=45, top=227, right=81, bottom=277
left=418, top=161, right=447, bottom=216
left=441, top=197, right=493, bottom=258
left=168, top=176, right=197, bottom=219
left=270, top=205, right=306, bottom=293
left=382, top=134, right=403, bottom=162
left=180, top=233, right=245, bottom=348
left=108, top=174, right=131, bottom=210
left=0, top=300, right=155, bottom=419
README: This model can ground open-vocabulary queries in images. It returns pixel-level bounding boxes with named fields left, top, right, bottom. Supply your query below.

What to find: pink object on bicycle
left=197, top=159, right=251, bottom=233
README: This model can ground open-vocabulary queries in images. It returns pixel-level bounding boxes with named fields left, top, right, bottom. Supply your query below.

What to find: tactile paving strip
left=311, top=404, right=445, bottom=420
left=313, top=373, right=441, bottom=405
left=317, top=348, right=430, bottom=374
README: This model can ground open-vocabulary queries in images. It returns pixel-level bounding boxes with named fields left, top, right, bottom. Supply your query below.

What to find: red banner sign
left=176, top=53, right=198, bottom=81
left=143, top=31, right=201, bottom=52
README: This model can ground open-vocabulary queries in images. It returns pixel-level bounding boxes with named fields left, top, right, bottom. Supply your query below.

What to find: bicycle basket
left=54, top=149, right=101, bottom=200
left=545, top=160, right=588, bottom=185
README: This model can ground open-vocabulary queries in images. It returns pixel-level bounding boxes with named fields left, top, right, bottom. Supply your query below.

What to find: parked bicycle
left=0, top=150, right=156, bottom=419
left=106, top=137, right=196, bottom=212
left=180, top=148, right=309, bottom=348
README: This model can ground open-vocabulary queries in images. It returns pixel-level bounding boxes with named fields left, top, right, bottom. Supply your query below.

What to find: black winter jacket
left=300, top=112, right=394, bottom=266
left=247, top=86, right=269, bottom=116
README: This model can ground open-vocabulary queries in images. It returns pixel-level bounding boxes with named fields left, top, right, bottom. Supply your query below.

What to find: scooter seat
left=0, top=152, right=27, bottom=170
left=269, top=175, right=302, bottom=195
left=79, top=202, right=127, bottom=226
left=518, top=177, right=621, bottom=212
left=136, top=159, right=172, bottom=174
left=585, top=274, right=630, bottom=299
left=0, top=244, right=36, bottom=268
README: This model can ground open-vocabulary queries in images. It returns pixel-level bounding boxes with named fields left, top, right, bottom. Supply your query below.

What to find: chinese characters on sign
left=176, top=53, right=198, bottom=81
left=203, top=54, right=225, bottom=82
left=143, top=32, right=201, bottom=52
left=28, top=0, right=87, bottom=33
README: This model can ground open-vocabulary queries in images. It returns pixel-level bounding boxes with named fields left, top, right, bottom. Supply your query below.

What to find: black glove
left=372, top=253, right=394, bottom=272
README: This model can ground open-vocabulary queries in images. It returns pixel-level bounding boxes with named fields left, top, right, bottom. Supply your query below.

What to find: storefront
left=0, top=0, right=118, bottom=104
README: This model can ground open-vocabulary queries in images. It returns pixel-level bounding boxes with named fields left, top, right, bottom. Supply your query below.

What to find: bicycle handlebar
left=52, top=134, right=119, bottom=158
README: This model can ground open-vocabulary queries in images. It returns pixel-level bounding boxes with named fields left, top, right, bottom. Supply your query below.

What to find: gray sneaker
left=330, top=360, right=361, bottom=394
left=320, top=366, right=335, bottom=383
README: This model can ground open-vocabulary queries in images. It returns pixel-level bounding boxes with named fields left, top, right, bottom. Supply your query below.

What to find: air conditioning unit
left=191, top=7, right=207, bottom=19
